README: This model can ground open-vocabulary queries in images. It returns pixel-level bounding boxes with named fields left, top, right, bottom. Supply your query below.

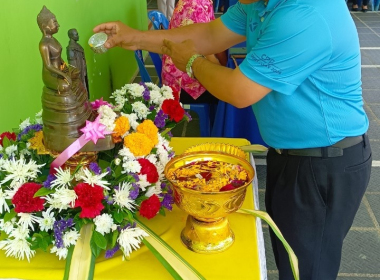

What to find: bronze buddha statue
left=37, top=6, right=113, bottom=153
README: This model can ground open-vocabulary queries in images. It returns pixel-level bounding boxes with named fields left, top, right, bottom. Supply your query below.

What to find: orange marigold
left=136, top=119, right=158, bottom=146
left=113, top=116, right=130, bottom=143
left=124, top=132, right=155, bottom=157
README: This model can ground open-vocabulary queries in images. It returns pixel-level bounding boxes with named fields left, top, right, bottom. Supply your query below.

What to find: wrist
left=186, top=54, right=205, bottom=79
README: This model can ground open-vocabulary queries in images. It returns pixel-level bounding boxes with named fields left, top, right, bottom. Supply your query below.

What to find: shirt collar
left=255, top=0, right=284, bottom=17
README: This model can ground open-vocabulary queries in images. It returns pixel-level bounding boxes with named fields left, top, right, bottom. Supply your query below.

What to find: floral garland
left=0, top=82, right=190, bottom=262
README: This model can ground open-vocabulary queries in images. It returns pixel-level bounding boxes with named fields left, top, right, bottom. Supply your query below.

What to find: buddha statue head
left=37, top=6, right=59, bottom=36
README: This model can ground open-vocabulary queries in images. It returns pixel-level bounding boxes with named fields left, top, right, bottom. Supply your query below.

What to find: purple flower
left=129, top=183, right=140, bottom=200
left=168, top=131, right=173, bottom=138
left=154, top=110, right=168, bottom=128
left=130, top=173, right=139, bottom=181
left=17, top=124, right=43, bottom=140
left=53, top=218, right=74, bottom=248
left=161, top=193, right=173, bottom=211
left=142, top=85, right=150, bottom=101
left=0, top=154, right=3, bottom=159
left=184, top=111, right=192, bottom=121
left=106, top=166, right=112, bottom=175
left=89, top=162, right=102, bottom=175
left=105, top=195, right=114, bottom=205
left=43, top=174, right=56, bottom=189
left=105, top=244, right=120, bottom=258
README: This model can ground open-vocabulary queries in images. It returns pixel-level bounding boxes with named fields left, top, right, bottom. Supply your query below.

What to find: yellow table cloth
left=0, top=137, right=264, bottom=280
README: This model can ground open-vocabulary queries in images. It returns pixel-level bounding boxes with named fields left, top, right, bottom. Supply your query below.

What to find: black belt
left=274, top=134, right=366, bottom=157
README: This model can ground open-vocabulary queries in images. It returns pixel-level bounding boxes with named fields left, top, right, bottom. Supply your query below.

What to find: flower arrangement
left=0, top=82, right=190, bottom=263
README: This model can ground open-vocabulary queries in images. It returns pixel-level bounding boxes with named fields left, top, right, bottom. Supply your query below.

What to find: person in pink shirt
left=162, top=0, right=223, bottom=104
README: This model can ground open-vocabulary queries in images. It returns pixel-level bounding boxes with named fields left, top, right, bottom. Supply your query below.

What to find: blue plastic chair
left=147, top=10, right=169, bottom=30
left=134, top=50, right=212, bottom=137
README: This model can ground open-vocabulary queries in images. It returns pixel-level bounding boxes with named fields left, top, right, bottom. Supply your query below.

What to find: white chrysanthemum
left=145, top=184, right=162, bottom=198
left=149, top=89, right=163, bottom=105
left=2, top=220, right=15, bottom=234
left=0, top=145, right=3, bottom=152
left=19, top=118, right=31, bottom=130
left=0, top=237, right=35, bottom=261
left=137, top=175, right=151, bottom=191
left=17, top=213, right=42, bottom=231
left=0, top=187, right=10, bottom=214
left=114, top=158, right=121, bottom=166
left=50, top=167, right=72, bottom=188
left=5, top=145, right=18, bottom=157
left=160, top=85, right=175, bottom=100
left=39, top=209, right=56, bottom=231
left=98, top=105, right=117, bottom=119
left=8, top=226, right=29, bottom=240
left=45, top=187, right=77, bottom=211
left=118, top=146, right=136, bottom=161
left=1, top=158, right=44, bottom=186
left=156, top=145, right=170, bottom=167
left=145, top=82, right=160, bottom=92
left=111, top=88, right=127, bottom=98
left=122, top=113, right=139, bottom=130
left=118, top=226, right=148, bottom=258
left=35, top=110, right=43, bottom=124
left=74, top=167, right=86, bottom=182
left=113, top=182, right=136, bottom=210
left=63, top=230, right=80, bottom=247
left=50, top=245, right=68, bottom=260
left=126, top=83, right=145, bottom=98
left=122, top=160, right=141, bottom=174
left=94, top=213, right=115, bottom=235
left=131, top=102, right=150, bottom=119
left=78, top=168, right=110, bottom=190
left=100, top=117, right=116, bottom=132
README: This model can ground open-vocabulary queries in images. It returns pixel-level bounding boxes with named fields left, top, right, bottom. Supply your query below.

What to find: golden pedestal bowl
left=164, top=148, right=255, bottom=254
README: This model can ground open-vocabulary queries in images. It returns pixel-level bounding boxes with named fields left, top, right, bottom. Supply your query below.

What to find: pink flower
left=91, top=98, right=113, bottom=110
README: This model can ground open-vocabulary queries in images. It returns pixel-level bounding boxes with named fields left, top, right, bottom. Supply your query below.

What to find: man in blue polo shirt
left=94, top=0, right=372, bottom=278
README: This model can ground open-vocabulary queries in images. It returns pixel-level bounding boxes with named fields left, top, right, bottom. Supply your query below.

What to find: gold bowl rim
left=164, top=150, right=255, bottom=195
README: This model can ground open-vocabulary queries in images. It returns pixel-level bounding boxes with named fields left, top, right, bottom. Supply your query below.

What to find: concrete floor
left=139, top=2, right=380, bottom=279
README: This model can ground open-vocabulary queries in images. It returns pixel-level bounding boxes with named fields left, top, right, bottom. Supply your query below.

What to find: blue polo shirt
left=221, top=0, right=369, bottom=149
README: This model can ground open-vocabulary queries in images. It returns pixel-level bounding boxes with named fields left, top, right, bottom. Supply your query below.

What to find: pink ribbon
left=49, top=116, right=110, bottom=174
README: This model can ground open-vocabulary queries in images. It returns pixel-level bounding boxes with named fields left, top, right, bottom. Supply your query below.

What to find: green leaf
left=2, top=137, right=11, bottom=148
left=113, top=211, right=124, bottom=223
left=3, top=209, right=16, bottom=223
left=63, top=246, right=75, bottom=280
left=98, top=159, right=110, bottom=170
left=135, top=218, right=206, bottom=280
left=159, top=208, right=166, bottom=216
left=238, top=209, right=299, bottom=280
left=33, top=187, right=55, bottom=197
left=111, top=230, right=119, bottom=248
left=92, top=231, right=107, bottom=250
left=90, top=236, right=102, bottom=258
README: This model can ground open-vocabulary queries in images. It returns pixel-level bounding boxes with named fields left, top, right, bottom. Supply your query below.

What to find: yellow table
left=0, top=138, right=265, bottom=280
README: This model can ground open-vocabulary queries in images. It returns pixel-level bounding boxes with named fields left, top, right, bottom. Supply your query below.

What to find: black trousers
left=265, top=135, right=372, bottom=280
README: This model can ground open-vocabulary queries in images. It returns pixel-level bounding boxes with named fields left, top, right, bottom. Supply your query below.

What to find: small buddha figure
left=37, top=6, right=113, bottom=153
left=67, top=28, right=89, bottom=96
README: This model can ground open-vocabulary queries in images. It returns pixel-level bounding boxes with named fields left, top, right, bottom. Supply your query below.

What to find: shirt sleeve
left=220, top=2, right=248, bottom=36
left=235, top=4, right=333, bottom=94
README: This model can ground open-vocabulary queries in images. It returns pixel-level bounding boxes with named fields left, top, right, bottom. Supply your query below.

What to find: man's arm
left=93, top=18, right=245, bottom=56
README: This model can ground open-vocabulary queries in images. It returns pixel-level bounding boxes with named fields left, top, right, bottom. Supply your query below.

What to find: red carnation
left=162, top=99, right=185, bottom=122
left=74, top=183, right=104, bottom=218
left=12, top=183, right=45, bottom=213
left=0, top=132, right=16, bottom=146
left=139, top=194, right=161, bottom=219
left=137, top=158, right=159, bottom=183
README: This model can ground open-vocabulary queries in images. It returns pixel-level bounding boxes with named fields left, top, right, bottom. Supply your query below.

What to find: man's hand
left=93, top=21, right=140, bottom=50
left=161, top=39, right=198, bottom=72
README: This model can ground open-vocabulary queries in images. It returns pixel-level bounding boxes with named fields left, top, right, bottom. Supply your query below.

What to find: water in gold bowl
left=164, top=147, right=255, bottom=254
